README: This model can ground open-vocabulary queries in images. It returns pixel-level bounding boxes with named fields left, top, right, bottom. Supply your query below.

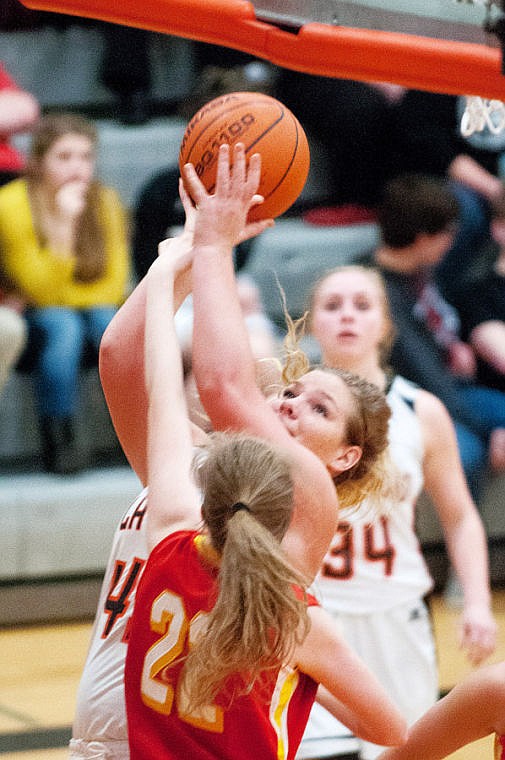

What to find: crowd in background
left=2, top=16, right=504, bottom=484
left=2, top=6, right=505, bottom=760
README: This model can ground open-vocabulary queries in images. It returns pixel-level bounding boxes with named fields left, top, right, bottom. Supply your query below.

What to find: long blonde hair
left=26, top=112, right=106, bottom=283
left=281, top=304, right=394, bottom=512
left=181, top=433, right=310, bottom=711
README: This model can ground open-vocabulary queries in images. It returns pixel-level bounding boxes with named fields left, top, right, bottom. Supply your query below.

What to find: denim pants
left=455, top=383, right=505, bottom=500
left=26, top=306, right=117, bottom=418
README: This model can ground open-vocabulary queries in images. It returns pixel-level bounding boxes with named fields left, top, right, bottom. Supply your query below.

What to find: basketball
left=179, top=91, right=310, bottom=221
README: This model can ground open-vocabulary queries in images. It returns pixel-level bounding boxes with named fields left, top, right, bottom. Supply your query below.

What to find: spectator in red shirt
left=0, top=63, right=38, bottom=396
left=0, top=62, right=40, bottom=186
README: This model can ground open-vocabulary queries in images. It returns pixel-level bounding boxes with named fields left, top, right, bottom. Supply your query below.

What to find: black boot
left=40, top=416, right=87, bottom=475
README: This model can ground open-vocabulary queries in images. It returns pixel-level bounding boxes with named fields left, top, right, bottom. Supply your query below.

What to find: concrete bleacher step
left=0, top=465, right=142, bottom=625
left=0, top=465, right=141, bottom=582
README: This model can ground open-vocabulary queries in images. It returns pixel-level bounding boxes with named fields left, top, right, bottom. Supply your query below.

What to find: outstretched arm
left=143, top=238, right=201, bottom=551
left=186, top=143, right=340, bottom=580
left=377, top=662, right=505, bottom=759
left=99, top=179, right=270, bottom=485
left=99, top=232, right=193, bottom=486
left=0, top=71, right=39, bottom=135
left=297, top=606, right=407, bottom=748
left=418, top=390, right=497, bottom=665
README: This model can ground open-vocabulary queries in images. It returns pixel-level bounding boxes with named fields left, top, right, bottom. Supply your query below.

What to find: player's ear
left=328, top=445, right=362, bottom=477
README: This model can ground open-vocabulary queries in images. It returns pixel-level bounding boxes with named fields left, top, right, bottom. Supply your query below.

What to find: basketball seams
left=179, top=92, right=263, bottom=158
left=256, top=115, right=301, bottom=202
left=180, top=99, right=284, bottom=165
left=243, top=109, right=285, bottom=155
left=206, top=109, right=287, bottom=195
left=179, top=91, right=310, bottom=220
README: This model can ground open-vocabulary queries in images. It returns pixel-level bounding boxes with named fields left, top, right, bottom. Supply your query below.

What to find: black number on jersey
left=101, top=557, right=146, bottom=638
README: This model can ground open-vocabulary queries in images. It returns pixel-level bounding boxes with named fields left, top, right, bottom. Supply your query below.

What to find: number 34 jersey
left=316, top=375, right=433, bottom=614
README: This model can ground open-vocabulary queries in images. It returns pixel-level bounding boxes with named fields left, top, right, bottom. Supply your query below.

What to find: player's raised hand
left=182, top=143, right=273, bottom=252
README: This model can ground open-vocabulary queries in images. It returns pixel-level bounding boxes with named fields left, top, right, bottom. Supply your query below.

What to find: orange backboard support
left=20, top=0, right=505, bottom=99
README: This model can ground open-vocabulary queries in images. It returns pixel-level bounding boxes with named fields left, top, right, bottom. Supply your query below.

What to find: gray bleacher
left=0, top=25, right=192, bottom=623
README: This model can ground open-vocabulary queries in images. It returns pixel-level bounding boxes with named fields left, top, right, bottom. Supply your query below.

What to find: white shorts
left=68, top=738, right=129, bottom=760
left=298, top=599, right=438, bottom=760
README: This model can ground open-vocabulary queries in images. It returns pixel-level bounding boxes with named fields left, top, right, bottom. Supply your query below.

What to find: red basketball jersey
left=125, top=530, right=318, bottom=760
left=495, top=734, right=505, bottom=760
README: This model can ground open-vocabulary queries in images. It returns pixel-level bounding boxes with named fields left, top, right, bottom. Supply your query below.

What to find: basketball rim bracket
left=253, top=1, right=503, bottom=46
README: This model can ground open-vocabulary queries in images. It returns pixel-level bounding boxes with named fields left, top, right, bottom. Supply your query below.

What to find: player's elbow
left=362, top=717, right=408, bottom=748
left=98, top=324, right=115, bottom=386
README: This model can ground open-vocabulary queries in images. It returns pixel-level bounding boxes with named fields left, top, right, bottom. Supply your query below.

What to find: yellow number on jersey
left=140, top=590, right=224, bottom=732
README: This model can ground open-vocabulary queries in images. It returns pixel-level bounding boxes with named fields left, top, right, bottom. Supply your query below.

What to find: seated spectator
left=274, top=74, right=502, bottom=295
left=273, top=78, right=503, bottom=211
left=0, top=113, right=130, bottom=474
left=357, top=173, right=505, bottom=502
left=0, top=61, right=40, bottom=187
left=0, top=62, right=39, bottom=398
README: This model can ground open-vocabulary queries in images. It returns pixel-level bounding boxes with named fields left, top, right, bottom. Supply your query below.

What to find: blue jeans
left=455, top=383, right=505, bottom=500
left=26, top=306, right=117, bottom=418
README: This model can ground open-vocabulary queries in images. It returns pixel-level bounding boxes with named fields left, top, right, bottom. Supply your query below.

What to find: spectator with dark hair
left=358, top=173, right=505, bottom=502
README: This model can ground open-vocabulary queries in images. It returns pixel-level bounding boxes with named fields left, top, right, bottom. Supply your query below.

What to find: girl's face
left=310, top=270, right=388, bottom=367
left=41, top=133, right=96, bottom=192
left=270, top=369, right=361, bottom=476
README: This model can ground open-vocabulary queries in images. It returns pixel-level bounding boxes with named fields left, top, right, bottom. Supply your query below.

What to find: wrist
left=193, top=241, right=233, bottom=257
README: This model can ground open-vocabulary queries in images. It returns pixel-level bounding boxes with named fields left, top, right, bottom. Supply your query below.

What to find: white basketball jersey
left=316, top=376, right=433, bottom=614
left=72, top=488, right=149, bottom=742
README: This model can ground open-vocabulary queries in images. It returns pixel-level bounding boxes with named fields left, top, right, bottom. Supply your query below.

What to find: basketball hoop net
left=461, top=95, right=505, bottom=135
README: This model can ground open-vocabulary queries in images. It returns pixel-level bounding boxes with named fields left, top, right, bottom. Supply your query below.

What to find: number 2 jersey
left=316, top=375, right=433, bottom=614
left=72, top=488, right=149, bottom=744
left=124, top=529, right=319, bottom=760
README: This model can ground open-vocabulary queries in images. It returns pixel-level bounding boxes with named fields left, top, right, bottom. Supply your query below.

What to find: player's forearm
left=449, top=154, right=504, bottom=202
left=99, top=249, right=191, bottom=482
left=192, top=244, right=258, bottom=426
left=444, top=514, right=492, bottom=608
left=0, top=91, right=39, bottom=134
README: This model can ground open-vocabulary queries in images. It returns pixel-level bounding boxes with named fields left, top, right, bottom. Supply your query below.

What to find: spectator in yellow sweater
left=0, top=113, right=130, bottom=474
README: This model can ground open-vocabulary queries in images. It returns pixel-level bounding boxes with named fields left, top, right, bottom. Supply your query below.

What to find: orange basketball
left=179, top=91, right=310, bottom=221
